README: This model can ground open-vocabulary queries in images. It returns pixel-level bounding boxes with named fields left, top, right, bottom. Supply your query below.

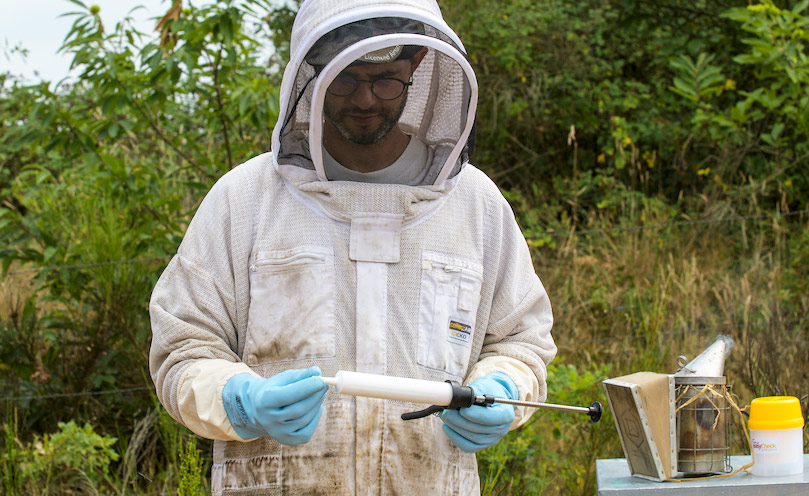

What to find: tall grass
left=484, top=201, right=809, bottom=495
left=541, top=209, right=809, bottom=400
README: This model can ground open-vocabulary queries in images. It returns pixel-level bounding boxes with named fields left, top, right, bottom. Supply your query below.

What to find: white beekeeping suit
left=149, top=0, right=557, bottom=494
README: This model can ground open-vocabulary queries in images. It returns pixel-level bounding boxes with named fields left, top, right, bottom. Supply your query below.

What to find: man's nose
left=349, top=81, right=376, bottom=109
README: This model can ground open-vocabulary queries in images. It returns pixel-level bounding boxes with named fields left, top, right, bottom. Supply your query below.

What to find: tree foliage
left=442, top=0, right=807, bottom=237
left=0, top=1, right=289, bottom=484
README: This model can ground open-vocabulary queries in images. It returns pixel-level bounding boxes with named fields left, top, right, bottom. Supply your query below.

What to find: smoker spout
left=674, top=335, right=734, bottom=377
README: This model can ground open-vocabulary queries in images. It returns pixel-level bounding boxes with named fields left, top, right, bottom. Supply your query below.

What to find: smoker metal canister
left=675, top=375, right=731, bottom=475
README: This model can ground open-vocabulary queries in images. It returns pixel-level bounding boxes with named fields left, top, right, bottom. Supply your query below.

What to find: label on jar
left=752, top=437, right=779, bottom=454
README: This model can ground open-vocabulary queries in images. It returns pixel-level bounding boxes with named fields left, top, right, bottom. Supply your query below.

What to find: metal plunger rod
left=482, top=396, right=591, bottom=414
left=474, top=394, right=602, bottom=422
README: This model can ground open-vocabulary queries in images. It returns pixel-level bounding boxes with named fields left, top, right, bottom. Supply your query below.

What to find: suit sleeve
left=468, top=189, right=556, bottom=429
left=149, top=172, right=257, bottom=441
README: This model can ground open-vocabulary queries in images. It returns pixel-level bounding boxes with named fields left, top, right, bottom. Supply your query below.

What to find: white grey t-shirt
left=322, top=136, right=433, bottom=185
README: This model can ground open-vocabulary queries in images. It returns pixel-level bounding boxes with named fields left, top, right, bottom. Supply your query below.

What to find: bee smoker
left=673, top=335, right=734, bottom=475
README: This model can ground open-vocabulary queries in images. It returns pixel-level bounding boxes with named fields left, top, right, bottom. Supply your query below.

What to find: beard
left=324, top=92, right=408, bottom=145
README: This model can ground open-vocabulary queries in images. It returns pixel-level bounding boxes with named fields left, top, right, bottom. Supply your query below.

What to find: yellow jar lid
left=748, top=396, right=805, bottom=430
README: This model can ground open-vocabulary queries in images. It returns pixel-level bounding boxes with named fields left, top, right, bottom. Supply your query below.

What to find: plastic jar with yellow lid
left=749, top=396, right=805, bottom=476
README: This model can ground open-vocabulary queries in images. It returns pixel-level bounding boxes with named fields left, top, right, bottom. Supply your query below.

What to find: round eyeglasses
left=327, top=76, right=412, bottom=100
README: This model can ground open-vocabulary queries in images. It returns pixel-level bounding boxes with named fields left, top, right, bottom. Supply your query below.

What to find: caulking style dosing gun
left=322, top=371, right=602, bottom=422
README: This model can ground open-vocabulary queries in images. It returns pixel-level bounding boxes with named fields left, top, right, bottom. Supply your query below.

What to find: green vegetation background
left=1, top=0, right=807, bottom=494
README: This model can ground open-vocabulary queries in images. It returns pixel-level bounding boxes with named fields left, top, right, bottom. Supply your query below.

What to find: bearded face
left=324, top=93, right=408, bottom=145
left=322, top=59, right=412, bottom=146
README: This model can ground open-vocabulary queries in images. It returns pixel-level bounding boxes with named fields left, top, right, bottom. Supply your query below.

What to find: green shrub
left=1, top=408, right=23, bottom=496
left=0, top=0, right=284, bottom=433
left=478, top=362, right=616, bottom=495
left=178, top=437, right=204, bottom=496
left=9, top=420, right=118, bottom=494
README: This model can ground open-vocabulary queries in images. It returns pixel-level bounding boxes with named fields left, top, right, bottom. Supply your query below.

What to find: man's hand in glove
left=223, top=366, right=328, bottom=445
left=439, top=372, right=518, bottom=453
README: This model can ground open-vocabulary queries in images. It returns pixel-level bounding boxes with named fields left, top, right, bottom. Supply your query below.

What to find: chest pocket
left=243, top=246, right=336, bottom=365
left=417, top=251, right=483, bottom=378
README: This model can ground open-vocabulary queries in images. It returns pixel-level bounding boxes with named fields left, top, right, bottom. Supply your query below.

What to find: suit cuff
left=466, top=356, right=540, bottom=429
left=177, top=359, right=261, bottom=441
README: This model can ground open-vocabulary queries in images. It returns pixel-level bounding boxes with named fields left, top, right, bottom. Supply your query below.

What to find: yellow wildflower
left=697, top=168, right=711, bottom=176
left=643, top=150, right=656, bottom=168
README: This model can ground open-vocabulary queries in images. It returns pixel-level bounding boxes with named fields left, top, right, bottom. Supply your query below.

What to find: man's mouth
left=346, top=113, right=379, bottom=126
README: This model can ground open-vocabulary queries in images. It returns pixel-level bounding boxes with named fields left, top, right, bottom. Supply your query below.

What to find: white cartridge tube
left=325, top=371, right=454, bottom=406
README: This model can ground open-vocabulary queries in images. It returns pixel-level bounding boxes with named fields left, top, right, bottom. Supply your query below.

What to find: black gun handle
left=401, top=404, right=445, bottom=420
left=401, top=381, right=481, bottom=420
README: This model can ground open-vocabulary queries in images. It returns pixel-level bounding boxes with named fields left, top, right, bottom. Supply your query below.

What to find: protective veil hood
left=272, top=0, right=478, bottom=187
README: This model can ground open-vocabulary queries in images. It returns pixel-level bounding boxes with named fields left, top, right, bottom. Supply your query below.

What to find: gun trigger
left=401, top=404, right=445, bottom=420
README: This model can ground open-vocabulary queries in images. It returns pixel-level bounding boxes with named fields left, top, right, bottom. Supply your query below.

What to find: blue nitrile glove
left=439, top=372, right=518, bottom=453
left=222, top=366, right=328, bottom=445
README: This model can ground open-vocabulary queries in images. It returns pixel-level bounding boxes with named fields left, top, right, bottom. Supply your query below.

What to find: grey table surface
left=597, top=455, right=809, bottom=495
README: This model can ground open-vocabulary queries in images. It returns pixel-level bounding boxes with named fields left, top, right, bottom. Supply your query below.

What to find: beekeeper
left=149, top=0, right=557, bottom=494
